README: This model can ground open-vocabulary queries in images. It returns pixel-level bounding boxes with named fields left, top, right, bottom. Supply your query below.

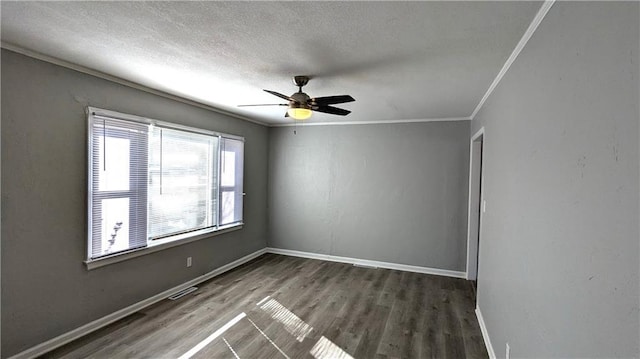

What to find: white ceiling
left=1, top=1, right=542, bottom=126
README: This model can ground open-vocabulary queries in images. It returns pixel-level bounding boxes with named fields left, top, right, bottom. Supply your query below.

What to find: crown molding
left=0, top=42, right=269, bottom=127
left=470, top=0, right=556, bottom=120
left=270, top=116, right=471, bottom=128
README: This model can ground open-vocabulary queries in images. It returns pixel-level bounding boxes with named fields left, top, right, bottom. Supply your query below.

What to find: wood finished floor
left=41, top=254, right=488, bottom=359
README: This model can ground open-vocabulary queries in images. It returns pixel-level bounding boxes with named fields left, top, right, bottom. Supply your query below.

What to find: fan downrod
left=293, top=76, right=309, bottom=92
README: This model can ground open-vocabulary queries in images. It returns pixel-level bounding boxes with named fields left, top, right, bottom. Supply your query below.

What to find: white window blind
left=89, top=116, right=149, bottom=259
left=87, top=108, right=244, bottom=261
left=148, top=127, right=218, bottom=239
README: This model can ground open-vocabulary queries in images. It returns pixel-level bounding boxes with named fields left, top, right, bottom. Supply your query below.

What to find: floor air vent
left=168, top=286, right=198, bottom=300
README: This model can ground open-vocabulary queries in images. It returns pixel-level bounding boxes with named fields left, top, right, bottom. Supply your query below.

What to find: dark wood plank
left=353, top=304, right=390, bottom=358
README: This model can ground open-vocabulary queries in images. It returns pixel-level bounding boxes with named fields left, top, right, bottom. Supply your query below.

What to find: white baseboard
left=475, top=305, right=496, bottom=359
left=266, top=247, right=467, bottom=279
left=9, top=248, right=267, bottom=359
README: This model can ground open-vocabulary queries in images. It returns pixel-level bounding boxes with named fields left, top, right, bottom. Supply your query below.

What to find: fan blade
left=238, top=103, right=287, bottom=107
left=312, top=105, right=351, bottom=116
left=310, top=95, right=355, bottom=106
left=264, top=89, right=297, bottom=103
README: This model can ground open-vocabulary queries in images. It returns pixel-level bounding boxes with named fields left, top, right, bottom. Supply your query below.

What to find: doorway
left=466, top=128, right=484, bottom=302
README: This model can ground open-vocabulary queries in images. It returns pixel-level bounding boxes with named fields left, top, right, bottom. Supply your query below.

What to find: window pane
left=221, top=150, right=235, bottom=187
left=99, top=197, right=130, bottom=255
left=148, top=128, right=218, bottom=238
left=97, top=136, right=130, bottom=191
left=220, top=191, right=235, bottom=225
left=219, top=137, right=244, bottom=226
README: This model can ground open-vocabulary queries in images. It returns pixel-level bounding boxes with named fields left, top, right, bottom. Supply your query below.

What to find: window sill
left=84, top=223, right=243, bottom=270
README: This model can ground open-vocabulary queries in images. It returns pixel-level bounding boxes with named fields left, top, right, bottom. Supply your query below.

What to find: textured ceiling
left=1, top=1, right=542, bottom=125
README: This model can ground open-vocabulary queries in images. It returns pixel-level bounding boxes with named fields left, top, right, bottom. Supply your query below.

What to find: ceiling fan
left=239, top=76, right=355, bottom=120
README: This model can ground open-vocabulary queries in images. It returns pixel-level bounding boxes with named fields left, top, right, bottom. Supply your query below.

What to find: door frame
left=466, top=127, right=485, bottom=281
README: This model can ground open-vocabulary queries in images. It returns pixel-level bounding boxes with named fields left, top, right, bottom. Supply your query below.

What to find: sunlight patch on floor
left=310, top=336, right=354, bottom=359
left=256, top=295, right=271, bottom=306
left=247, top=317, right=291, bottom=359
left=177, top=312, right=246, bottom=359
left=258, top=298, right=314, bottom=342
left=222, top=337, right=240, bottom=359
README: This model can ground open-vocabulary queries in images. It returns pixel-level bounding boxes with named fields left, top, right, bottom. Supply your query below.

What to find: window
left=87, top=107, right=244, bottom=262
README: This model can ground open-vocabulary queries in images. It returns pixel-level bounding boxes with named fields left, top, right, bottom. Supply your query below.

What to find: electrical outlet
left=506, top=342, right=511, bottom=359
left=187, top=257, right=192, bottom=267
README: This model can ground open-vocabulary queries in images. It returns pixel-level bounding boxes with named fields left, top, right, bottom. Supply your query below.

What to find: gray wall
left=1, top=49, right=269, bottom=357
left=471, top=2, right=639, bottom=357
left=268, top=121, right=470, bottom=271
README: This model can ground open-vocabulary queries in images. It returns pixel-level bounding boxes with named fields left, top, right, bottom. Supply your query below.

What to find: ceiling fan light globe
left=287, top=108, right=312, bottom=120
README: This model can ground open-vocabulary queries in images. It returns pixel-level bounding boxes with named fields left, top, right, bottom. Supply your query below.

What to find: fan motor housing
left=290, top=92, right=311, bottom=108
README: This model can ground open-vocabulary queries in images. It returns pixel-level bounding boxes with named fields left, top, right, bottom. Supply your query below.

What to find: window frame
left=86, top=107, right=244, bottom=270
